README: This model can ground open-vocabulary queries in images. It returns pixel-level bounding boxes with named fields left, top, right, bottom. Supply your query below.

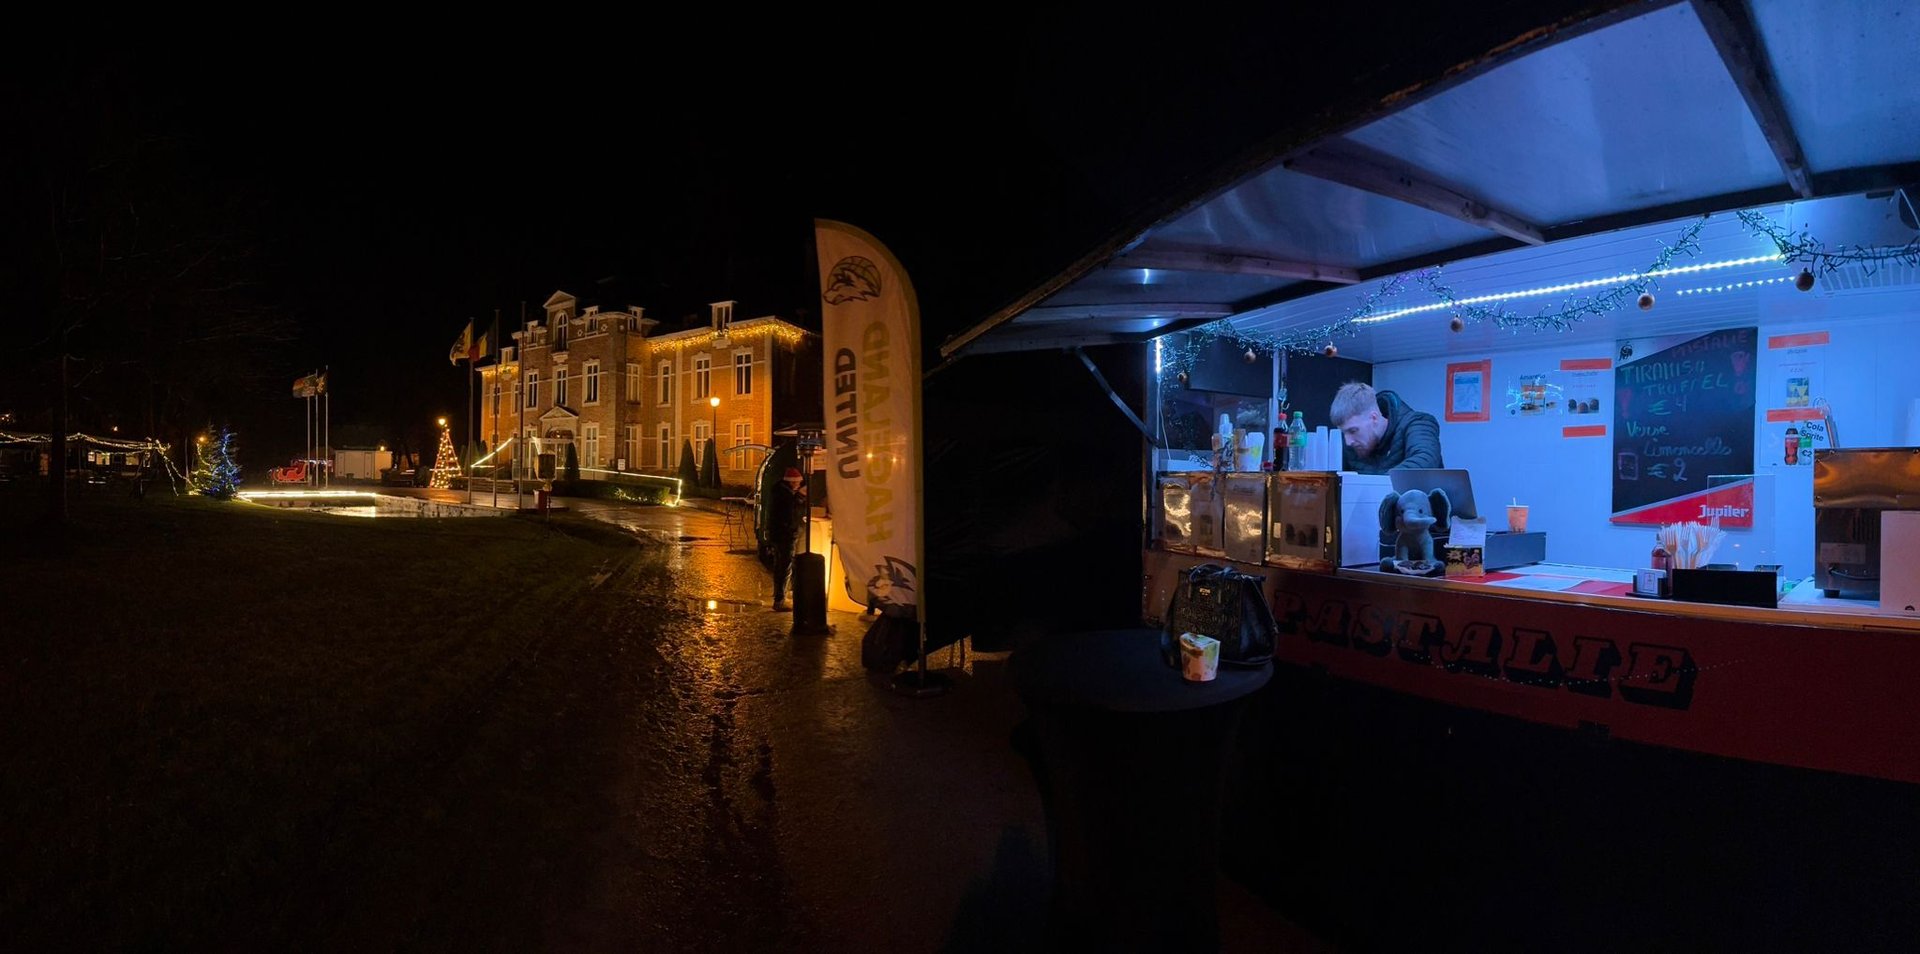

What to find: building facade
left=478, top=292, right=816, bottom=485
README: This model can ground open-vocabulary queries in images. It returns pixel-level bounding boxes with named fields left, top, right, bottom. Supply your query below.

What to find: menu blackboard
left=1611, top=327, right=1756, bottom=523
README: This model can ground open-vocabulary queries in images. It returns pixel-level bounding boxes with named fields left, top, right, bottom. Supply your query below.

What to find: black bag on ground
left=1160, top=563, right=1277, bottom=668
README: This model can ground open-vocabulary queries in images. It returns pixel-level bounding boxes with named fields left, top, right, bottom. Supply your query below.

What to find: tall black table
left=1012, top=629, right=1273, bottom=953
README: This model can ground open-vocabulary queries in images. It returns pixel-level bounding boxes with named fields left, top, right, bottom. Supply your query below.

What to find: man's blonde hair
left=1330, top=382, right=1377, bottom=426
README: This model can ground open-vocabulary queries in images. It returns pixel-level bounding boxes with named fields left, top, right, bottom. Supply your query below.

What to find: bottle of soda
left=1287, top=411, right=1308, bottom=471
left=1272, top=426, right=1289, bottom=472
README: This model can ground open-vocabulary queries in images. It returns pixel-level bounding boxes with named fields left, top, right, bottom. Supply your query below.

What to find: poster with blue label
left=1611, top=327, right=1756, bottom=526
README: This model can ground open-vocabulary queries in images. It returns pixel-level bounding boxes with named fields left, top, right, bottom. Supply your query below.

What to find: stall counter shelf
left=1143, top=547, right=1920, bottom=786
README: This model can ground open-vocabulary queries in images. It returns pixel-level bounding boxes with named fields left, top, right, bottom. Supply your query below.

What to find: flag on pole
left=815, top=220, right=923, bottom=621
left=449, top=321, right=474, bottom=365
left=292, top=372, right=324, bottom=398
left=471, top=323, right=490, bottom=364
left=311, top=371, right=328, bottom=395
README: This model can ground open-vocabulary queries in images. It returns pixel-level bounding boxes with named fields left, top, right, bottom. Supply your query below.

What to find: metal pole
left=305, top=390, right=312, bottom=486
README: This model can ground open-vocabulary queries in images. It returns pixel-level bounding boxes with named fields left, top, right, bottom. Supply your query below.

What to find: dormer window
left=555, top=317, right=569, bottom=351
left=584, top=306, right=601, bottom=336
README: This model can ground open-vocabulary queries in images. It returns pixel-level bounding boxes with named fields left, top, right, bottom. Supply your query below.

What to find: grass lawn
left=0, top=482, right=633, bottom=947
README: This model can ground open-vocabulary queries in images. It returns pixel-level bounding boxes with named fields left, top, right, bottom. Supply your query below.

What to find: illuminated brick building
left=479, top=292, right=816, bottom=483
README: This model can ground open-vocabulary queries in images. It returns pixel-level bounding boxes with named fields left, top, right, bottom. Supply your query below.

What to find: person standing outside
left=768, top=467, right=807, bottom=611
left=1330, top=382, right=1444, bottom=474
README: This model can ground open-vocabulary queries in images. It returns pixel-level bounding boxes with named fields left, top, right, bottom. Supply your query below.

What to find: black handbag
left=1160, top=563, right=1277, bottom=668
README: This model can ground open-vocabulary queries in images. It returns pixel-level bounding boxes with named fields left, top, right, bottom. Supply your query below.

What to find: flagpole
left=323, top=367, right=331, bottom=488
left=305, top=389, right=313, bottom=487
left=491, top=309, right=501, bottom=509
left=517, top=301, right=527, bottom=508
left=466, top=341, right=475, bottom=505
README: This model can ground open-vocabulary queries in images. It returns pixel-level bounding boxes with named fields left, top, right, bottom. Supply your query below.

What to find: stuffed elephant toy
left=1379, top=488, right=1452, bottom=571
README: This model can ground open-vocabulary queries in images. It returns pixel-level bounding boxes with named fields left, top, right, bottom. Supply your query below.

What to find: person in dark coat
left=768, top=467, right=807, bottom=611
left=1331, top=382, right=1444, bottom=474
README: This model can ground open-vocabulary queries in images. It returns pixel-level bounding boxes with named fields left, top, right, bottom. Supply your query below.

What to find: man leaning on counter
left=1330, top=382, right=1444, bottom=474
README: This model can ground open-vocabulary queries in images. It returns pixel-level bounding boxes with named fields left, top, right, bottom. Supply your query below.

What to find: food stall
left=941, top=1, right=1920, bottom=947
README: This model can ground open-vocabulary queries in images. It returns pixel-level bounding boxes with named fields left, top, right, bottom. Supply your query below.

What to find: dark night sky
left=4, top=5, right=1616, bottom=460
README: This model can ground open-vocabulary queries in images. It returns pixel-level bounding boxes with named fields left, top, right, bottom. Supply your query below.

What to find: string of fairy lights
left=1157, top=207, right=1916, bottom=385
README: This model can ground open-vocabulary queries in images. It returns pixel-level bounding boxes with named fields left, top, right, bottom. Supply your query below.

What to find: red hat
left=783, top=467, right=803, bottom=480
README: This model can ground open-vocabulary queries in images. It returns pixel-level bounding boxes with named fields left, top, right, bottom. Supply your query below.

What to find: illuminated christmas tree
left=193, top=427, right=242, bottom=499
left=430, top=421, right=459, bottom=489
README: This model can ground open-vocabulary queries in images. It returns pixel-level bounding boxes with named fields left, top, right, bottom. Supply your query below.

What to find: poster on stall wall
left=815, top=220, right=924, bottom=620
left=1611, top=328, right=1757, bottom=526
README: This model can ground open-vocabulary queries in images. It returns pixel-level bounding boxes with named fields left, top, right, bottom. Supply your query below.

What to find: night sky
left=3, top=5, right=1614, bottom=463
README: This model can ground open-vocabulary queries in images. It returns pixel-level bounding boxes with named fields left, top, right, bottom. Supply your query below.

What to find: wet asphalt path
left=217, top=494, right=1053, bottom=952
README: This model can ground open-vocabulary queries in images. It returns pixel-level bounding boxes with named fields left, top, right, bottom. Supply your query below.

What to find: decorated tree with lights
left=192, top=427, right=242, bottom=500
left=429, top=422, right=458, bottom=489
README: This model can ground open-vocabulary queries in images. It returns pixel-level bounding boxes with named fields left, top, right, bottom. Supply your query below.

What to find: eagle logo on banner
left=823, top=256, right=882, bottom=304
left=865, top=555, right=918, bottom=610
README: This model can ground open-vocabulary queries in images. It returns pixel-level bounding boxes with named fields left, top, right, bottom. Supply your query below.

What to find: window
left=583, top=423, right=600, bottom=467
left=733, top=421, right=751, bottom=448
left=525, top=371, right=540, bottom=409
left=657, top=361, right=673, bottom=406
left=657, top=424, right=672, bottom=468
left=555, top=317, right=569, bottom=351
left=734, top=351, right=752, bottom=395
left=585, top=313, right=601, bottom=335
left=523, top=426, right=538, bottom=473
left=584, top=360, right=600, bottom=404
left=626, top=362, right=640, bottom=402
left=625, top=425, right=639, bottom=469
left=693, top=421, right=711, bottom=460
left=693, top=354, right=711, bottom=400
left=555, top=368, right=569, bottom=406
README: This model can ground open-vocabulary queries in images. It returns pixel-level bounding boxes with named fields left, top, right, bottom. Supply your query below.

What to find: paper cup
left=1179, top=632, right=1220, bottom=682
left=1507, top=505, right=1529, bottom=534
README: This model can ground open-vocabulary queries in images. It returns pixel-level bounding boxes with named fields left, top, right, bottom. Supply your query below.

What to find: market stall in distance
left=944, top=1, right=1920, bottom=947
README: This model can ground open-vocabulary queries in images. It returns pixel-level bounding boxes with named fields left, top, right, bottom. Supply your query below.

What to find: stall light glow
left=1155, top=336, right=1163, bottom=374
left=470, top=436, right=513, bottom=468
left=1353, top=254, right=1782, bottom=325
left=1673, top=276, right=1793, bottom=297
left=237, top=490, right=377, bottom=499
left=1140, top=268, right=1155, bottom=285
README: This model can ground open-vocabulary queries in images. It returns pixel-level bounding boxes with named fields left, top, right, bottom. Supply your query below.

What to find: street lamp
left=709, top=395, right=720, bottom=470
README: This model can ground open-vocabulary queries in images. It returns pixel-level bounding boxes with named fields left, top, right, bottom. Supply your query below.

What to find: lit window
left=657, top=424, right=672, bottom=467
left=626, top=363, right=640, bottom=402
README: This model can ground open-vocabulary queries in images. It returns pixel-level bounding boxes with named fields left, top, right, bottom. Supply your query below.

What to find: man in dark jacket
left=767, top=467, right=806, bottom=611
left=1331, top=382, right=1444, bottom=474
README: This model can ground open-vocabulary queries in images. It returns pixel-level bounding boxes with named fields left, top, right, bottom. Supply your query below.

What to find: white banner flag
left=815, top=220, right=923, bottom=620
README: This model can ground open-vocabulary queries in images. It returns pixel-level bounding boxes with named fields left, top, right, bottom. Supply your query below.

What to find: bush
left=550, top=478, right=673, bottom=506
left=677, top=439, right=697, bottom=487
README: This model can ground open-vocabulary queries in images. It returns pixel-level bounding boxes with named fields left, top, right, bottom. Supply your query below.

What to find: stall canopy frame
left=940, top=0, right=1920, bottom=366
